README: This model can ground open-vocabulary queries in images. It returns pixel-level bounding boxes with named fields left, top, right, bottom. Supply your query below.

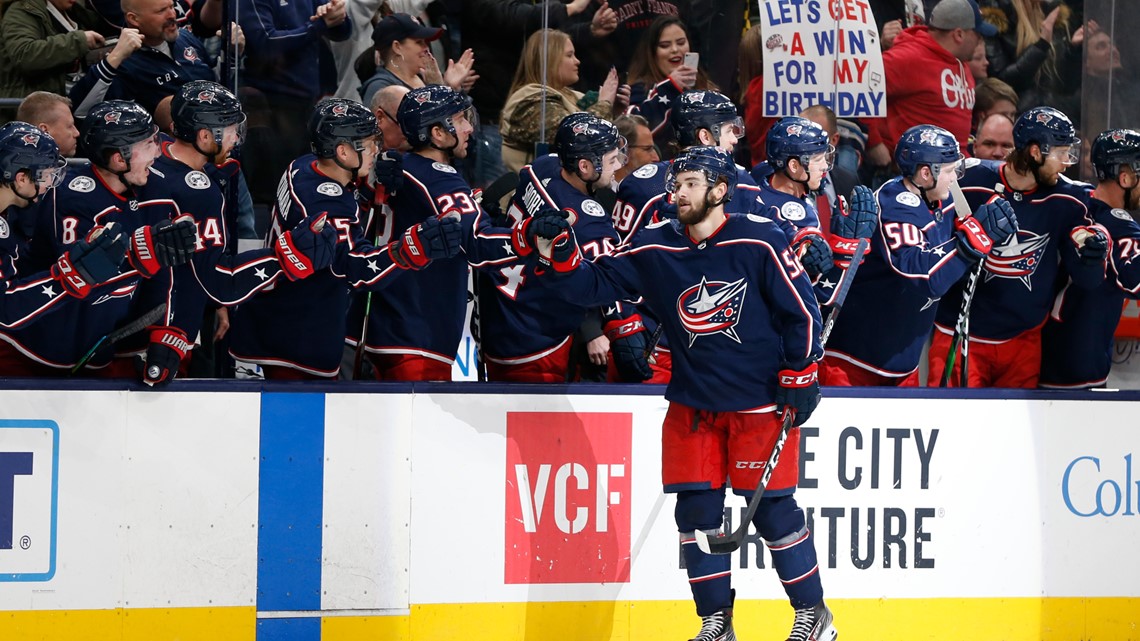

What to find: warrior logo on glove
left=677, top=276, right=747, bottom=346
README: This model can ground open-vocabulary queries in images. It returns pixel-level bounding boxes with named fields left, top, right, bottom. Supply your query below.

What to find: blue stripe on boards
left=257, top=392, right=325, bottom=624
left=256, top=618, right=321, bottom=641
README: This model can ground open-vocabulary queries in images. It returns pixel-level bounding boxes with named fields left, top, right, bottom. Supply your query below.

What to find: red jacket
left=879, top=26, right=976, bottom=156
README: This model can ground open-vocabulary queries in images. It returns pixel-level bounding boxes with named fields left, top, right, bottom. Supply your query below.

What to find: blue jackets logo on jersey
left=677, top=276, right=748, bottom=346
left=985, top=231, right=1050, bottom=289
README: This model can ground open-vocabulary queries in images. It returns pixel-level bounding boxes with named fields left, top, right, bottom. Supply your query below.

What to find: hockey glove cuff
left=775, top=361, right=820, bottom=427
left=53, top=224, right=128, bottom=298
left=277, top=214, right=334, bottom=281
left=831, top=184, right=877, bottom=240
left=129, top=215, right=198, bottom=278
left=954, top=216, right=993, bottom=262
left=143, top=325, right=190, bottom=387
left=1071, top=225, right=1109, bottom=264
left=536, top=230, right=582, bottom=274
left=792, top=227, right=834, bottom=278
left=603, top=314, right=652, bottom=382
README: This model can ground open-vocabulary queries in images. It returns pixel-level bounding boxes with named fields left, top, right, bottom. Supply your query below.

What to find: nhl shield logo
left=21, top=133, right=40, bottom=146
left=676, top=276, right=747, bottom=347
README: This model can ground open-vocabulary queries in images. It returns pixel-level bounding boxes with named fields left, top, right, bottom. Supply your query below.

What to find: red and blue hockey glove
left=603, top=311, right=652, bottom=382
left=143, top=325, right=190, bottom=387
left=791, top=227, right=833, bottom=278
left=1070, top=225, right=1109, bottom=265
left=276, top=214, right=335, bottom=281
left=956, top=197, right=1018, bottom=261
left=775, top=360, right=820, bottom=427
left=129, top=215, right=198, bottom=278
left=372, top=150, right=404, bottom=197
left=390, top=212, right=463, bottom=270
left=537, top=229, right=582, bottom=274
left=511, top=207, right=571, bottom=257
left=52, top=223, right=128, bottom=298
left=829, top=185, right=877, bottom=268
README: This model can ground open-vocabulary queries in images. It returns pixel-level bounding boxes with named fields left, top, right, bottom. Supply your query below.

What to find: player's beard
left=1032, top=162, right=1060, bottom=188
left=677, top=196, right=711, bottom=226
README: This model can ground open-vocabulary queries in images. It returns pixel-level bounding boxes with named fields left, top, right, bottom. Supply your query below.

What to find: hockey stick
left=353, top=187, right=388, bottom=380
left=940, top=181, right=980, bottom=388
left=695, top=239, right=866, bottom=555
left=71, top=303, right=167, bottom=374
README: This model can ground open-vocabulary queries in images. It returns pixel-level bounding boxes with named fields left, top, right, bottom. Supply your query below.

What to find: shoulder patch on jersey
left=581, top=199, right=606, bottom=217
left=432, top=161, right=457, bottom=174
left=0, top=216, right=8, bottom=239
left=185, top=170, right=211, bottom=190
left=633, top=164, right=658, bottom=178
left=895, top=190, right=921, bottom=207
left=68, top=175, right=96, bottom=193
left=1111, top=208, right=1134, bottom=221
left=746, top=214, right=771, bottom=224
left=316, top=181, right=343, bottom=197
left=964, top=157, right=982, bottom=169
left=781, top=201, right=806, bottom=222
left=646, top=218, right=671, bottom=229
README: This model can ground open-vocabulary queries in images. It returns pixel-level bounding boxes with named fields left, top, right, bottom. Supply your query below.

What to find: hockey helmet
left=673, top=90, right=742, bottom=148
left=766, top=116, right=834, bottom=171
left=171, top=80, right=246, bottom=148
left=0, top=121, right=65, bottom=189
left=397, top=84, right=474, bottom=149
left=1013, top=107, right=1080, bottom=162
left=1091, top=129, right=1140, bottom=181
left=308, top=98, right=380, bottom=158
left=666, top=145, right=737, bottom=202
left=554, top=112, right=627, bottom=176
left=894, top=125, right=963, bottom=180
left=80, top=100, right=158, bottom=168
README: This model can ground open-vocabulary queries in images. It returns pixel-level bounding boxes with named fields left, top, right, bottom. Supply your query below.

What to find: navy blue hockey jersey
left=356, top=152, right=516, bottom=368
left=824, top=178, right=975, bottom=376
left=545, top=214, right=822, bottom=411
left=933, top=160, right=1100, bottom=342
left=478, top=154, right=621, bottom=362
left=1040, top=200, right=1140, bottom=388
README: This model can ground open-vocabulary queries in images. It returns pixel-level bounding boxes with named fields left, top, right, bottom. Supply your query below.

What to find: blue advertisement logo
left=0, top=420, right=59, bottom=581
left=1061, top=454, right=1138, bottom=518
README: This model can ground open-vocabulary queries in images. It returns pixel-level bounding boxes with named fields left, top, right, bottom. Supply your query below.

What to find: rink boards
left=1, top=383, right=1138, bottom=641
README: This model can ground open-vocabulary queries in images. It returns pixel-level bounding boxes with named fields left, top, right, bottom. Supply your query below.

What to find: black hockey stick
left=940, top=181, right=984, bottom=388
left=642, top=322, right=664, bottom=360
left=695, top=238, right=867, bottom=555
left=71, top=303, right=167, bottom=374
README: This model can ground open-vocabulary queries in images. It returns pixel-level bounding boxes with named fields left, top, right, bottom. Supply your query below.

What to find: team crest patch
left=895, top=191, right=921, bottom=207
left=632, top=164, right=658, bottom=178
left=581, top=199, right=606, bottom=217
left=68, top=176, right=96, bottom=193
left=185, top=171, right=210, bottom=189
left=984, top=230, right=1049, bottom=290
left=677, top=276, right=747, bottom=347
left=780, top=201, right=806, bottom=222
left=0, top=216, right=8, bottom=239
left=21, top=133, right=40, bottom=146
left=1112, top=208, right=1134, bottom=221
left=432, top=162, right=457, bottom=173
left=183, top=47, right=198, bottom=62
left=746, top=214, right=770, bottom=224
left=316, top=182, right=343, bottom=197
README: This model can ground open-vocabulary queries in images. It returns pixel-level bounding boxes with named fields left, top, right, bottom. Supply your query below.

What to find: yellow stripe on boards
left=0, top=607, right=254, bottom=641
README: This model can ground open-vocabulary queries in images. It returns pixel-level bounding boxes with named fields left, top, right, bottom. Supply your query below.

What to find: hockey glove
left=1071, top=225, right=1109, bottom=265
left=603, top=312, right=652, bottom=382
left=372, top=150, right=404, bottom=198
left=129, top=215, right=199, bottom=278
left=775, top=360, right=820, bottom=427
left=52, top=223, right=129, bottom=298
left=829, top=185, right=877, bottom=268
left=143, top=325, right=191, bottom=387
left=276, top=214, right=336, bottom=281
left=791, top=227, right=833, bottom=278
left=536, top=229, right=582, bottom=274
left=511, top=207, right=571, bottom=257
left=964, top=197, right=1019, bottom=256
left=390, top=212, right=463, bottom=270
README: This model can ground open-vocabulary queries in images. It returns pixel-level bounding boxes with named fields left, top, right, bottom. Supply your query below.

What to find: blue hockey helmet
left=1013, top=107, right=1080, bottom=162
left=308, top=98, right=380, bottom=158
left=0, top=121, right=65, bottom=190
left=673, top=90, right=742, bottom=148
left=397, top=84, right=475, bottom=150
left=81, top=100, right=159, bottom=168
left=766, top=116, right=833, bottom=171
left=554, top=112, right=627, bottom=176
left=666, top=145, right=737, bottom=202
left=171, top=80, right=246, bottom=149
left=1091, top=129, right=1140, bottom=181
left=894, top=125, right=963, bottom=180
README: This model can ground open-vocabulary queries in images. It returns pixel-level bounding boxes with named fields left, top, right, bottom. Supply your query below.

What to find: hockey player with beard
left=138, top=82, right=340, bottom=384
left=12, top=102, right=199, bottom=376
left=227, top=97, right=462, bottom=379
left=519, top=145, right=836, bottom=641
left=822, top=125, right=1019, bottom=386
left=480, top=112, right=648, bottom=383
left=1040, top=129, right=1140, bottom=389
left=928, top=107, right=1108, bottom=388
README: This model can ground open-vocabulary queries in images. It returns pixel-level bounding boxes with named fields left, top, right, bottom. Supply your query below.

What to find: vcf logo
left=0, top=420, right=59, bottom=581
left=505, top=412, right=631, bottom=584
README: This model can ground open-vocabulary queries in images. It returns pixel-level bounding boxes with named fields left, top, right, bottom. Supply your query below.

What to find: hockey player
left=822, top=125, right=1019, bottom=386
left=928, top=107, right=1107, bottom=388
left=356, top=84, right=518, bottom=381
left=135, top=82, right=339, bottom=384
left=519, top=145, right=834, bottom=641
left=1040, top=129, right=1140, bottom=388
left=478, top=112, right=647, bottom=383
left=228, top=97, right=462, bottom=379
left=12, top=102, right=199, bottom=376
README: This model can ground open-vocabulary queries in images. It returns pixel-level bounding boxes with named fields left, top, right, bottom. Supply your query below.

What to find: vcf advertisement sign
left=0, top=420, right=58, bottom=581
left=505, top=412, right=632, bottom=584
